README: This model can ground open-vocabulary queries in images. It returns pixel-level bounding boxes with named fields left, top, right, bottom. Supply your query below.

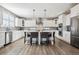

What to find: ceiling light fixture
left=33, top=9, right=36, bottom=19
left=44, top=9, right=47, bottom=18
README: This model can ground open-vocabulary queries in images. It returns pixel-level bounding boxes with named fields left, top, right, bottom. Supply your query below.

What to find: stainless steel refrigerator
left=71, top=17, right=79, bottom=48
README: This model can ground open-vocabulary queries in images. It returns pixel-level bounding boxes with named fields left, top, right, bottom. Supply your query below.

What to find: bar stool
left=40, top=32, right=51, bottom=45
left=30, top=32, right=38, bottom=45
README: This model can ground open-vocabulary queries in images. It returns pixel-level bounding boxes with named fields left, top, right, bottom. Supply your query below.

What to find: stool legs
left=46, top=37, right=49, bottom=45
left=36, top=38, right=38, bottom=45
left=30, top=37, right=32, bottom=45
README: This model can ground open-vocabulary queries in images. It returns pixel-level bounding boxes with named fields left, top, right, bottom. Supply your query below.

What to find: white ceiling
left=0, top=3, right=76, bottom=18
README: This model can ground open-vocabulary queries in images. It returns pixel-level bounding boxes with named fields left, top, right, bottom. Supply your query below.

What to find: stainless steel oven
left=58, top=23, right=63, bottom=36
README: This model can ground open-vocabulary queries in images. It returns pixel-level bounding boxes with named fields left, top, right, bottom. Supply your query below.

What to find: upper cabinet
left=15, top=17, right=22, bottom=27
left=24, top=20, right=36, bottom=27
left=9, top=13, right=15, bottom=27
left=65, top=14, right=71, bottom=25
left=52, top=20, right=56, bottom=27
left=1, top=9, right=10, bottom=27
left=70, top=4, right=79, bottom=17
left=15, top=17, right=18, bottom=27
left=43, top=20, right=53, bottom=27
left=52, top=19, right=58, bottom=27
left=58, top=14, right=65, bottom=24
left=1, top=8, right=15, bottom=28
left=0, top=6, right=3, bottom=25
left=18, top=18, right=23, bottom=27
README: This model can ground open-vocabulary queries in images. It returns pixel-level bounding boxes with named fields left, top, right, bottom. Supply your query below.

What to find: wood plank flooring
left=0, top=38, right=79, bottom=55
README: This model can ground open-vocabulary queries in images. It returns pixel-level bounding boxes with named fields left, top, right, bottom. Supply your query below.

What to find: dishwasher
left=5, top=32, right=12, bottom=45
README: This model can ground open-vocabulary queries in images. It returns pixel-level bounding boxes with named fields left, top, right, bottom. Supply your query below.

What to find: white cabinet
left=58, top=14, right=64, bottom=24
left=9, top=14, right=15, bottom=27
left=1, top=9, right=10, bottom=27
left=18, top=19, right=22, bottom=27
left=66, top=14, right=71, bottom=25
left=43, top=20, right=53, bottom=27
left=0, top=32, right=5, bottom=47
left=15, top=17, right=18, bottom=26
left=56, top=14, right=71, bottom=44
left=52, top=20, right=57, bottom=27
left=15, top=17, right=23, bottom=27
left=6, top=33, right=10, bottom=44
left=1, top=7, right=15, bottom=28
left=57, top=14, right=66, bottom=25
left=25, top=20, right=36, bottom=27
left=63, top=31, right=71, bottom=44
left=70, top=4, right=79, bottom=17
left=12, top=31, right=24, bottom=42
left=0, top=6, right=3, bottom=25
left=62, top=14, right=71, bottom=44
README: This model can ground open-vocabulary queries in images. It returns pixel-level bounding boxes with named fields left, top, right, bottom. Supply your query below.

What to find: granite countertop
left=0, top=27, right=56, bottom=32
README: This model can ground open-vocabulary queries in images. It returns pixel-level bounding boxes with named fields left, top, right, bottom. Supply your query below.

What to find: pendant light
left=33, top=9, right=35, bottom=19
left=44, top=9, right=47, bottom=18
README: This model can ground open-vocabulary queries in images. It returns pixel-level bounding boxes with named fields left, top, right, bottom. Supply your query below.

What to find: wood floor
left=0, top=38, right=79, bottom=55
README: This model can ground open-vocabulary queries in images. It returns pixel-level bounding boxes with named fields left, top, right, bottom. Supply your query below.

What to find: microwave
left=66, top=25, right=71, bottom=31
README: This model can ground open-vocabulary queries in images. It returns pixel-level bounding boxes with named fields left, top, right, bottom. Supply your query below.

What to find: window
left=9, top=14, right=15, bottom=27
left=1, top=10, right=10, bottom=27
left=1, top=10, right=15, bottom=28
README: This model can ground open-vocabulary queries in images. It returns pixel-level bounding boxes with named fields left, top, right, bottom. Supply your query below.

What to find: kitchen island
left=23, top=27, right=56, bottom=45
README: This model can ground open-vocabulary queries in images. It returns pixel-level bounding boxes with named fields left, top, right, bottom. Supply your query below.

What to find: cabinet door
left=65, top=32, right=71, bottom=44
left=25, top=20, right=36, bottom=27
left=15, top=17, right=22, bottom=27
left=0, top=32, right=5, bottom=47
left=66, top=14, right=71, bottom=25
left=43, top=20, right=53, bottom=27
left=6, top=33, right=10, bottom=44
left=0, top=6, right=2, bottom=25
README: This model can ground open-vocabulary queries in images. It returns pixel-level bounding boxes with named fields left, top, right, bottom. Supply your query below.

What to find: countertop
left=0, top=27, right=56, bottom=32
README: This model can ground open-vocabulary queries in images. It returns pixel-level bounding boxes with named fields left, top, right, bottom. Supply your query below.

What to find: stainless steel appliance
left=5, top=32, right=12, bottom=45
left=71, top=17, right=79, bottom=48
left=58, top=23, right=63, bottom=36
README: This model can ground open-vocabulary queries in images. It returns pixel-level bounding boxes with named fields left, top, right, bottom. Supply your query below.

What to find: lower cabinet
left=0, top=32, right=5, bottom=48
left=12, top=31, right=24, bottom=42
left=63, top=31, right=71, bottom=44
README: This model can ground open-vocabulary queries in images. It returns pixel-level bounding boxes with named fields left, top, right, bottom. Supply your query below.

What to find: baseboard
left=4, top=42, right=11, bottom=46
left=4, top=36, right=24, bottom=46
